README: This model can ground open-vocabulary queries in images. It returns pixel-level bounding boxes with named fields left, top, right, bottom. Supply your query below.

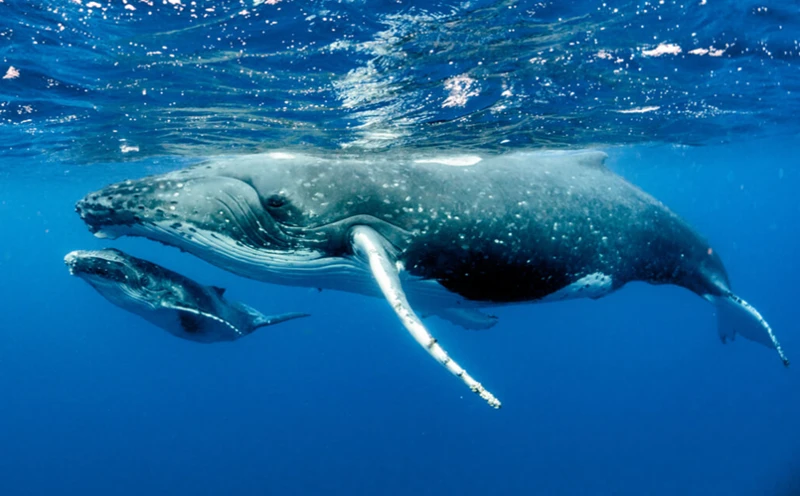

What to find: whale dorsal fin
left=512, top=150, right=609, bottom=171
left=210, top=286, right=226, bottom=297
left=571, top=150, right=609, bottom=170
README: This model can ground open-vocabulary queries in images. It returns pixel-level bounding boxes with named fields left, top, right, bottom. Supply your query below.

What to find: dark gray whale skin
left=75, top=150, right=728, bottom=303
left=374, top=155, right=727, bottom=304
left=73, top=150, right=787, bottom=365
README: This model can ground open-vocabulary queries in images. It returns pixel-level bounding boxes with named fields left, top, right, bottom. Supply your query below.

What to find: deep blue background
left=0, top=139, right=798, bottom=495
left=2, top=0, right=800, bottom=494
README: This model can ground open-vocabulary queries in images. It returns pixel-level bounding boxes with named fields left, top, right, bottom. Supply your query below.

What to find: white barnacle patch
left=268, top=152, right=296, bottom=160
left=414, top=155, right=483, bottom=167
left=541, top=272, right=614, bottom=302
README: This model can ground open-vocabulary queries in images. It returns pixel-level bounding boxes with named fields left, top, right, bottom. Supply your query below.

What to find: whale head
left=64, top=248, right=168, bottom=307
left=74, top=152, right=411, bottom=282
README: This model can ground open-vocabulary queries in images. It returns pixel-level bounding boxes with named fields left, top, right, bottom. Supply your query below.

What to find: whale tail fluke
left=234, top=302, right=310, bottom=331
left=252, top=312, right=311, bottom=329
left=713, top=293, right=789, bottom=367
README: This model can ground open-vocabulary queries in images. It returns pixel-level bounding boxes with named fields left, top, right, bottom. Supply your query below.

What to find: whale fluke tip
left=714, top=293, right=788, bottom=367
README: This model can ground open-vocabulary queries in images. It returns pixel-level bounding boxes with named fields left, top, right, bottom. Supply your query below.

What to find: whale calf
left=74, top=149, right=788, bottom=408
left=65, top=248, right=309, bottom=343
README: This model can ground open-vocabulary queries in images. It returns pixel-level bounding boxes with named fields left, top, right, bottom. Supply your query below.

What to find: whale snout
left=75, top=178, right=173, bottom=239
left=75, top=198, right=106, bottom=235
left=64, top=250, right=83, bottom=275
left=64, top=249, right=103, bottom=277
left=63, top=248, right=135, bottom=283
left=75, top=189, right=130, bottom=238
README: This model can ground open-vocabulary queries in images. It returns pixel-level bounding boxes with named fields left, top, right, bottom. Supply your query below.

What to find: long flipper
left=351, top=225, right=501, bottom=409
left=163, top=302, right=245, bottom=336
left=713, top=293, right=789, bottom=367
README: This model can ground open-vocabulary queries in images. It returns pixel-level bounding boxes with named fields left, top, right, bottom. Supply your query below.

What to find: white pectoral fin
left=162, top=301, right=245, bottom=337
left=350, top=225, right=501, bottom=409
left=713, top=293, right=789, bottom=367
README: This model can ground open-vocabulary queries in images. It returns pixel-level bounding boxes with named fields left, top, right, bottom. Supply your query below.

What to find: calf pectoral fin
left=417, top=308, right=500, bottom=331
left=713, top=294, right=789, bottom=367
left=435, top=308, right=499, bottom=330
left=162, top=302, right=245, bottom=338
left=417, top=307, right=499, bottom=330
left=350, top=225, right=501, bottom=409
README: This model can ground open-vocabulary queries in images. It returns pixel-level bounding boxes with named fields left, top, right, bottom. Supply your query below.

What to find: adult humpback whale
left=65, top=248, right=309, bottom=343
left=74, top=150, right=789, bottom=408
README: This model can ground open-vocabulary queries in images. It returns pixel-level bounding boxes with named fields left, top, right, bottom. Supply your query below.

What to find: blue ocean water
left=1, top=1, right=799, bottom=495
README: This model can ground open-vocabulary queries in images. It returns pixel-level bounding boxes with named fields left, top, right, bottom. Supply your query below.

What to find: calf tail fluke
left=713, top=293, right=789, bottom=367
left=253, top=312, right=310, bottom=329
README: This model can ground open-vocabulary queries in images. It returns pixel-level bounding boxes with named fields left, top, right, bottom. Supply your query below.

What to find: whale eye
left=265, top=194, right=288, bottom=209
left=262, top=193, right=300, bottom=225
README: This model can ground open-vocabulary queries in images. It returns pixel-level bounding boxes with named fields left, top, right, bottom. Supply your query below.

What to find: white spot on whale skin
left=414, top=155, right=483, bottom=167
left=64, top=251, right=79, bottom=275
left=268, top=152, right=296, bottom=160
left=541, top=272, right=614, bottom=302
